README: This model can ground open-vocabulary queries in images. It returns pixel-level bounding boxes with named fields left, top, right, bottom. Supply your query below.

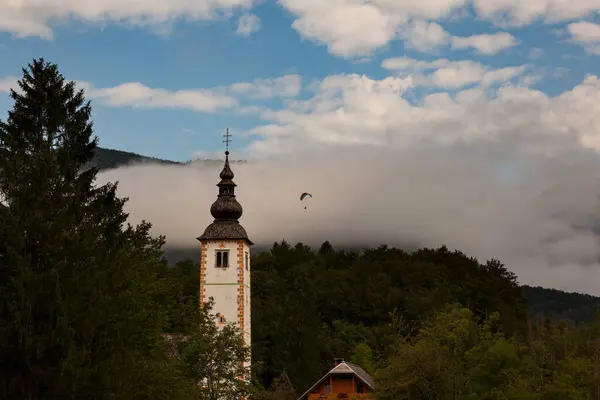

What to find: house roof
left=297, top=361, right=374, bottom=400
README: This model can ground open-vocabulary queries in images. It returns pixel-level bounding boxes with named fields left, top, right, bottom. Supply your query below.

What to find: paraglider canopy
left=300, top=192, right=312, bottom=201
left=300, top=192, right=312, bottom=209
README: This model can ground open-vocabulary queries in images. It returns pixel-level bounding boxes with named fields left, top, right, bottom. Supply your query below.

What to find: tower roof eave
left=197, top=220, right=253, bottom=245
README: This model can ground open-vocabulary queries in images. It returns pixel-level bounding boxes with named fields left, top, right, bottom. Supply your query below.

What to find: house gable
left=297, top=360, right=374, bottom=400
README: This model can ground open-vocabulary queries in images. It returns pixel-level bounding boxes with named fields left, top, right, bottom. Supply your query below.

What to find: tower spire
left=197, top=129, right=252, bottom=243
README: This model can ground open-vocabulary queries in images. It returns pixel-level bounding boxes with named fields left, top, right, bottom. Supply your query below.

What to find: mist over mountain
left=93, top=143, right=600, bottom=306
left=90, top=147, right=247, bottom=171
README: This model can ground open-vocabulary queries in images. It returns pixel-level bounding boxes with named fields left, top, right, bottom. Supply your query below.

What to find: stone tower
left=197, top=135, right=252, bottom=369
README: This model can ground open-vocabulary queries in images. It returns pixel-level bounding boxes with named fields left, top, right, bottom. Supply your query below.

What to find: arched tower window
left=215, top=250, right=229, bottom=268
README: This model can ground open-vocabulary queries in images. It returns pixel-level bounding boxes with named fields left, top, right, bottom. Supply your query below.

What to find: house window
left=356, top=382, right=364, bottom=393
left=216, top=250, right=229, bottom=268
left=245, top=251, right=249, bottom=270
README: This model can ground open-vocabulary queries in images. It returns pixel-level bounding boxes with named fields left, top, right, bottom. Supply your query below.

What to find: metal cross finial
left=223, top=128, right=232, bottom=153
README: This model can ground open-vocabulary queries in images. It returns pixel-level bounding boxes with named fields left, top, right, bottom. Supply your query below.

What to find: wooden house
left=297, top=358, right=374, bottom=400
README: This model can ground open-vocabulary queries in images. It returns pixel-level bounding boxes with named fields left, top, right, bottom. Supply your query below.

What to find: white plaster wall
left=204, top=240, right=240, bottom=326
left=201, top=239, right=252, bottom=370
left=204, top=241, right=240, bottom=283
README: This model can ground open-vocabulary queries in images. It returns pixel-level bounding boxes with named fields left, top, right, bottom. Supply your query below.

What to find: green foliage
left=0, top=59, right=188, bottom=399
left=174, top=301, right=253, bottom=400
left=154, top=262, right=254, bottom=400
left=251, top=371, right=296, bottom=400
left=251, top=241, right=528, bottom=393
left=155, top=258, right=201, bottom=333
left=374, top=304, right=600, bottom=400
left=350, top=343, right=374, bottom=375
left=374, top=306, right=532, bottom=400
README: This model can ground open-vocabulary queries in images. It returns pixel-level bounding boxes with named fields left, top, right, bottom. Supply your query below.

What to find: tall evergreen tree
left=0, top=59, right=187, bottom=399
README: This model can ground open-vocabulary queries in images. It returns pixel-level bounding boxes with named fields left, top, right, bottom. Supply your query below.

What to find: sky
left=3, top=1, right=600, bottom=294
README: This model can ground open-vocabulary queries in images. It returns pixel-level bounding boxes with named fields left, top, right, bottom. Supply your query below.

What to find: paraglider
left=300, top=192, right=312, bottom=209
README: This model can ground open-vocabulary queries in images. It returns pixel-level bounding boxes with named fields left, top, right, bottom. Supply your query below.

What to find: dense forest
left=3, top=58, right=600, bottom=399
left=168, top=243, right=600, bottom=399
left=522, top=285, right=600, bottom=323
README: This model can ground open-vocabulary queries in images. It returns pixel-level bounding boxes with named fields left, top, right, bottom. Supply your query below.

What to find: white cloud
left=0, top=76, right=18, bottom=93
left=381, top=57, right=527, bottom=89
left=96, top=72, right=600, bottom=295
left=87, top=82, right=237, bottom=112
left=2, top=0, right=594, bottom=64
left=280, top=3, right=518, bottom=58
left=277, top=0, right=598, bottom=57
left=2, top=0, right=600, bottom=62
left=0, top=0, right=256, bottom=39
left=399, top=21, right=517, bottom=55
left=248, top=71, right=568, bottom=153
left=451, top=32, right=518, bottom=54
left=398, top=20, right=451, bottom=53
left=281, top=0, right=405, bottom=58
left=529, top=47, right=544, bottom=59
left=228, top=75, right=302, bottom=99
left=381, top=57, right=450, bottom=71
left=0, top=74, right=303, bottom=113
left=472, top=0, right=600, bottom=26
left=85, top=76, right=303, bottom=111
left=567, top=21, right=600, bottom=55
left=236, top=13, right=261, bottom=36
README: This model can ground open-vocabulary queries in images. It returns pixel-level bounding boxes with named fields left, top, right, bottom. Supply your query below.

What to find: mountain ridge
left=91, top=147, right=246, bottom=171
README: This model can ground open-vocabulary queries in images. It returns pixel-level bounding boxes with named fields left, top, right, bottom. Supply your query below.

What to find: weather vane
left=223, top=128, right=232, bottom=153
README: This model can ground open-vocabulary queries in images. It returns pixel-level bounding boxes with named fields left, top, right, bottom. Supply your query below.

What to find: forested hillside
left=90, top=147, right=248, bottom=171
left=89, top=147, right=182, bottom=170
left=522, top=285, right=600, bottom=323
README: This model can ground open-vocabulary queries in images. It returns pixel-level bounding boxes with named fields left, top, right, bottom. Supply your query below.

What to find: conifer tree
left=0, top=59, right=186, bottom=399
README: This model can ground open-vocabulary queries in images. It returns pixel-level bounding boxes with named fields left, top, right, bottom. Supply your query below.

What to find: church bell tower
left=197, top=129, right=252, bottom=368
